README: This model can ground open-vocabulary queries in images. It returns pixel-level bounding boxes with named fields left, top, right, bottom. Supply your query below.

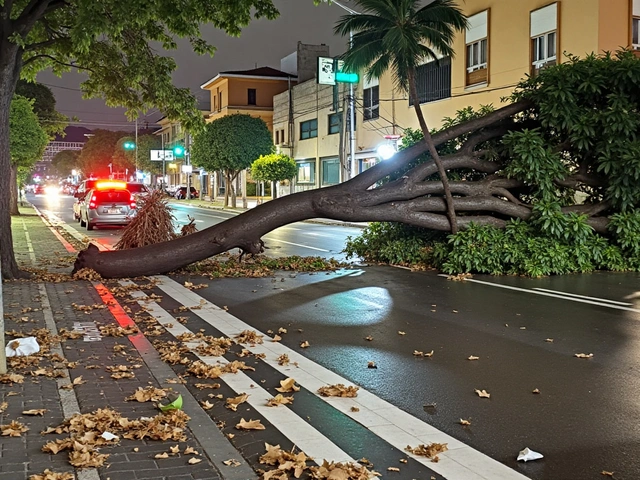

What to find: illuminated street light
left=377, top=144, right=396, bottom=160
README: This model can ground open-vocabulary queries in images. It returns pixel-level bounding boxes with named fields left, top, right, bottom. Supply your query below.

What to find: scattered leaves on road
left=126, top=387, right=167, bottom=402
left=28, top=470, right=74, bottom=480
left=188, top=457, right=202, bottom=464
left=413, top=350, right=434, bottom=357
left=223, top=459, right=241, bottom=467
left=226, top=393, right=249, bottom=411
left=0, top=373, right=24, bottom=384
left=300, top=340, right=310, bottom=348
left=235, top=418, right=265, bottom=430
left=275, top=378, right=300, bottom=393
left=1, top=420, right=29, bottom=436
left=475, top=389, right=491, bottom=398
left=405, top=443, right=448, bottom=462
left=234, top=330, right=263, bottom=345
left=267, top=394, right=294, bottom=407
left=277, top=354, right=290, bottom=366
left=22, top=409, right=47, bottom=416
left=318, top=384, right=359, bottom=398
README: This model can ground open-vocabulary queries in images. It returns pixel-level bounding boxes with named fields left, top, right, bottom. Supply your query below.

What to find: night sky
left=36, top=0, right=351, bottom=131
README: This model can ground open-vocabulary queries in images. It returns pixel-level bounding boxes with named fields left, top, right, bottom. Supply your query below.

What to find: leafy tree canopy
left=51, top=150, right=80, bottom=178
left=111, top=134, right=162, bottom=174
left=251, top=153, right=297, bottom=183
left=15, top=80, right=67, bottom=138
left=191, top=114, right=273, bottom=174
left=10, top=96, right=49, bottom=169
left=77, top=129, right=129, bottom=178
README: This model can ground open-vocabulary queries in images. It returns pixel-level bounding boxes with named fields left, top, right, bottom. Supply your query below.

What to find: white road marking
left=442, top=275, right=640, bottom=313
left=121, top=281, right=355, bottom=465
left=531, top=287, right=633, bottom=306
left=153, top=276, right=528, bottom=480
left=264, top=238, right=331, bottom=252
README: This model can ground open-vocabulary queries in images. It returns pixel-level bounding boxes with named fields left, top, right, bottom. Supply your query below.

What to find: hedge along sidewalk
left=2, top=208, right=251, bottom=480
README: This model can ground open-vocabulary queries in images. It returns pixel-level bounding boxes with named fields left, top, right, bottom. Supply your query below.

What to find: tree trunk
left=72, top=100, right=534, bottom=279
left=407, top=69, right=458, bottom=234
left=223, top=171, right=230, bottom=207
left=272, top=181, right=278, bottom=199
left=0, top=40, right=26, bottom=279
left=9, top=164, right=19, bottom=215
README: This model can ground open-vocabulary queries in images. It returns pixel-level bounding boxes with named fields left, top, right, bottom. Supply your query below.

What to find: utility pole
left=348, top=30, right=357, bottom=179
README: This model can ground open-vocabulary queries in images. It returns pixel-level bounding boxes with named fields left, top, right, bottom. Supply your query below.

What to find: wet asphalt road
left=170, top=267, right=640, bottom=480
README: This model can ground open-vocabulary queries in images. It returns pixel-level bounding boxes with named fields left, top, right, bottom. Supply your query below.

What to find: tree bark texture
left=0, top=39, right=25, bottom=279
left=9, top=164, right=19, bottom=216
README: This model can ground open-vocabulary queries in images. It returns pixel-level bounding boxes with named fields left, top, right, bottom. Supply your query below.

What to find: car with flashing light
left=77, top=181, right=137, bottom=230
left=126, top=182, right=150, bottom=197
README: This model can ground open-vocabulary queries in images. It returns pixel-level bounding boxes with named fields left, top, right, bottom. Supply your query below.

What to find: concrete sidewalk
left=0, top=208, right=253, bottom=480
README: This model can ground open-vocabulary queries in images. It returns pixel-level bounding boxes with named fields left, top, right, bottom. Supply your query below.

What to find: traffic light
left=123, top=141, right=135, bottom=150
left=173, top=145, right=185, bottom=157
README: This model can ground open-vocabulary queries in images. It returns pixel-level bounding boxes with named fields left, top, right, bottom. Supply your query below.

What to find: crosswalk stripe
left=153, top=275, right=529, bottom=480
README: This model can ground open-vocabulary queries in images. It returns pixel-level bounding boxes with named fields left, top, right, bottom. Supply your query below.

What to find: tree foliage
left=15, top=80, right=67, bottom=138
left=191, top=114, right=273, bottom=207
left=111, top=134, right=162, bottom=175
left=10, top=96, right=49, bottom=169
left=344, top=51, right=640, bottom=276
left=77, top=129, right=129, bottom=178
left=51, top=150, right=80, bottom=178
left=251, top=154, right=297, bottom=183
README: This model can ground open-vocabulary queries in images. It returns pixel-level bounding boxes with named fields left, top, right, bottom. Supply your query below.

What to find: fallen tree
left=73, top=52, right=640, bottom=278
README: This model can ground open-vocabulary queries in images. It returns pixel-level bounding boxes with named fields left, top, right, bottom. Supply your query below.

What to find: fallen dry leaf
left=414, top=350, right=434, bottom=358
left=459, top=418, right=471, bottom=426
left=475, top=389, right=491, bottom=399
left=155, top=452, right=169, bottom=459
left=23, top=409, right=47, bottom=416
left=225, top=393, right=249, bottom=411
left=467, top=355, right=480, bottom=361
left=235, top=418, right=265, bottom=430
left=350, top=406, right=360, bottom=412
left=28, top=469, right=74, bottom=480
left=367, top=361, right=377, bottom=369
left=406, top=443, right=448, bottom=462
left=126, top=387, right=167, bottom=402
left=272, top=335, right=282, bottom=342
left=223, top=459, right=241, bottom=467
left=188, top=457, right=202, bottom=465
left=300, top=340, right=310, bottom=348
left=532, top=388, right=540, bottom=394
left=317, top=384, right=359, bottom=398
left=277, top=354, right=290, bottom=366
left=364, top=335, right=373, bottom=341
left=575, top=353, right=594, bottom=358
left=201, top=400, right=214, bottom=410
left=0, top=402, right=7, bottom=414
left=170, top=445, right=180, bottom=454
left=1, top=420, right=29, bottom=436
left=398, top=331, right=406, bottom=336
left=601, top=471, right=614, bottom=477
left=0, top=373, right=24, bottom=384
left=184, top=446, right=198, bottom=455
left=545, top=338, right=554, bottom=343
left=275, top=378, right=300, bottom=393
left=388, top=467, right=400, bottom=472
left=234, top=330, right=263, bottom=345
left=267, top=394, right=294, bottom=407
left=72, top=376, right=86, bottom=385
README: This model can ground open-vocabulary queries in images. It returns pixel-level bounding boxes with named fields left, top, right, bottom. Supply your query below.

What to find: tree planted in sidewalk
left=51, top=150, right=81, bottom=178
left=251, top=153, right=297, bottom=199
left=73, top=52, right=640, bottom=278
left=191, top=114, right=273, bottom=208
left=9, top=96, right=49, bottom=215
left=0, top=0, right=283, bottom=279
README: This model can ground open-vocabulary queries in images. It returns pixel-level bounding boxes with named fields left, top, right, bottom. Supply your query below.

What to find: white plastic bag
left=517, top=447, right=544, bottom=462
left=5, top=336, right=40, bottom=357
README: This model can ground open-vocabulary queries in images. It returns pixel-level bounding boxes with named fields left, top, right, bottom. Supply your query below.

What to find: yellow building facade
left=276, top=0, right=638, bottom=194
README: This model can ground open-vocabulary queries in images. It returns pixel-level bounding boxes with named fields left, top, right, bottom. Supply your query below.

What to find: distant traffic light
left=123, top=141, right=135, bottom=150
left=173, top=145, right=185, bottom=157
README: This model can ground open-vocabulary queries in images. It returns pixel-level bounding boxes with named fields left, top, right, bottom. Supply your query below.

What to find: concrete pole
left=242, top=169, right=247, bottom=208
left=349, top=31, right=357, bottom=179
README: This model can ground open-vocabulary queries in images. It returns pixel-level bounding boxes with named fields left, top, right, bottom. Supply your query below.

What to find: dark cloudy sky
left=37, top=0, right=352, bottom=131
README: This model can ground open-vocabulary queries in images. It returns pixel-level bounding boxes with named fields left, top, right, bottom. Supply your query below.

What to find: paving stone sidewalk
left=1, top=208, right=232, bottom=480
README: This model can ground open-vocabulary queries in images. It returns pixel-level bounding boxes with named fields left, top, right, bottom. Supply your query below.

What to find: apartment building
left=276, top=0, right=637, bottom=194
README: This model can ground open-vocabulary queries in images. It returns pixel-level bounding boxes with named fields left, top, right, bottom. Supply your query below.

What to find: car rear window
left=127, top=183, right=149, bottom=194
left=95, top=190, right=130, bottom=202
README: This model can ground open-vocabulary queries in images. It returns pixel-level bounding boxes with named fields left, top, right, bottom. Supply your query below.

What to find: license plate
left=107, top=208, right=121, bottom=214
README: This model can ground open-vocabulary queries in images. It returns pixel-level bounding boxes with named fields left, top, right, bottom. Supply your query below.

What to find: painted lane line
left=154, top=275, right=528, bottom=480
left=121, top=282, right=355, bottom=466
left=263, top=238, right=331, bottom=252
left=441, top=275, right=640, bottom=313
left=531, top=287, right=633, bottom=306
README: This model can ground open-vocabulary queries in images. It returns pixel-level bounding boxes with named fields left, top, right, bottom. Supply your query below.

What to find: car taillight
left=130, top=195, right=136, bottom=209
left=88, top=195, right=97, bottom=209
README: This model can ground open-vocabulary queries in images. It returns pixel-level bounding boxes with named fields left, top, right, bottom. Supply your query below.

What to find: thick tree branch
left=561, top=201, right=611, bottom=217
left=349, top=99, right=533, bottom=190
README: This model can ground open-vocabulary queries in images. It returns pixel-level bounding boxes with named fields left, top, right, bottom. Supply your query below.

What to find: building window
left=328, top=113, right=341, bottom=135
left=218, top=92, right=223, bottom=111
left=281, top=129, right=286, bottom=144
left=634, top=17, right=640, bottom=47
left=363, top=85, right=379, bottom=121
left=296, top=160, right=315, bottom=183
left=465, top=10, right=488, bottom=85
left=275, top=130, right=280, bottom=144
left=300, top=119, right=318, bottom=140
left=530, top=3, right=558, bottom=75
left=321, top=158, right=340, bottom=186
left=248, top=88, right=257, bottom=106
left=410, top=57, right=452, bottom=105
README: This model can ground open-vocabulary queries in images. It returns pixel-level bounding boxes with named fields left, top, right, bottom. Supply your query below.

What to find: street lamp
left=323, top=0, right=360, bottom=179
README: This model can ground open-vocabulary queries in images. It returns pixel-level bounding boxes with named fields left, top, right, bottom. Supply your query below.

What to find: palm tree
left=335, top=0, right=467, bottom=233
